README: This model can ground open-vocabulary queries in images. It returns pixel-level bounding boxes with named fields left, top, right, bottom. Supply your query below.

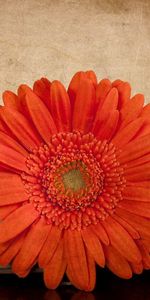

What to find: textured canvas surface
left=0, top=0, right=150, bottom=101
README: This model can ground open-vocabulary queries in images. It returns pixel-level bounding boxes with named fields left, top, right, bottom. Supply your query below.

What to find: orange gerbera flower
left=0, top=71, right=150, bottom=291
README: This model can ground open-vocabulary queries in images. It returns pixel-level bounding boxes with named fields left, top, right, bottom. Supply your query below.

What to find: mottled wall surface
left=0, top=0, right=150, bottom=102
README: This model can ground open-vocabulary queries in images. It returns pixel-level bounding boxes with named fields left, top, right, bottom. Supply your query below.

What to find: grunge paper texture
left=0, top=0, right=150, bottom=102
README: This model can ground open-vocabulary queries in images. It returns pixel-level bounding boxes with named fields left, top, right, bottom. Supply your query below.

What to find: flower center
left=63, top=168, right=85, bottom=192
left=21, top=131, right=126, bottom=230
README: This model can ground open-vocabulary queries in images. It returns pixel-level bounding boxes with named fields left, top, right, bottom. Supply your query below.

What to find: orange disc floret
left=0, top=70, right=150, bottom=291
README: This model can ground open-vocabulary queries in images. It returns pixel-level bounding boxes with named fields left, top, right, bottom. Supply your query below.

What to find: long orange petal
left=118, top=134, right=150, bottom=164
left=2, top=91, right=18, bottom=110
left=0, top=131, right=27, bottom=156
left=64, top=229, right=89, bottom=289
left=92, top=88, right=118, bottom=136
left=104, top=244, right=132, bottom=279
left=50, top=80, right=71, bottom=132
left=67, top=71, right=86, bottom=108
left=130, top=261, right=143, bottom=274
left=116, top=208, right=150, bottom=240
left=0, top=203, right=39, bottom=243
left=85, top=70, right=97, bottom=86
left=38, top=226, right=62, bottom=267
left=72, top=78, right=95, bottom=133
left=44, top=238, right=66, bottom=289
left=0, top=232, right=26, bottom=267
left=125, top=153, right=150, bottom=169
left=112, top=213, right=140, bottom=239
left=96, top=110, right=119, bottom=140
left=118, top=200, right=150, bottom=218
left=0, top=144, right=28, bottom=173
left=0, top=204, right=20, bottom=220
left=102, top=216, right=142, bottom=263
left=91, top=223, right=109, bottom=245
left=81, top=227, right=105, bottom=267
left=25, top=90, right=57, bottom=143
left=113, top=81, right=131, bottom=109
left=136, top=240, right=150, bottom=269
left=0, top=107, right=41, bottom=150
left=95, top=79, right=112, bottom=108
left=86, top=249, right=96, bottom=291
left=140, top=103, right=150, bottom=118
left=119, top=94, right=144, bottom=129
left=122, top=186, right=150, bottom=201
left=112, top=117, right=145, bottom=147
left=33, top=77, right=51, bottom=109
left=125, top=164, right=150, bottom=182
left=0, top=172, right=28, bottom=205
left=12, top=217, right=50, bottom=273
left=67, top=248, right=96, bottom=292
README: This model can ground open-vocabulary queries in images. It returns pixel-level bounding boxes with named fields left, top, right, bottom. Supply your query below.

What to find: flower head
left=0, top=71, right=150, bottom=291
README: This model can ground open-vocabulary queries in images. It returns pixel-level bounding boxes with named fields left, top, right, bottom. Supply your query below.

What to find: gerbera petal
left=141, top=239, right=150, bottom=252
left=44, top=238, right=66, bottom=289
left=25, top=91, right=57, bottom=143
left=92, top=88, right=118, bottom=136
left=90, top=223, right=109, bottom=245
left=130, top=261, right=143, bottom=274
left=12, top=217, right=50, bottom=273
left=112, top=79, right=123, bottom=87
left=2, top=91, right=18, bottom=110
left=116, top=208, right=150, bottom=240
left=124, top=164, right=150, bottom=182
left=66, top=249, right=96, bottom=292
left=0, top=204, right=20, bottom=220
left=33, top=77, right=51, bottom=109
left=0, top=107, right=41, bottom=150
left=127, top=181, right=150, bottom=189
left=136, top=240, right=150, bottom=269
left=0, top=172, right=28, bottom=205
left=125, top=153, right=150, bottom=169
left=50, top=80, right=71, bottom=132
left=85, top=70, right=97, bottom=86
left=117, top=133, right=150, bottom=164
left=113, top=81, right=131, bottom=109
left=0, top=240, right=12, bottom=256
left=112, top=117, right=145, bottom=147
left=140, top=103, right=150, bottom=118
left=0, top=131, right=28, bottom=156
left=0, top=232, right=26, bottom=267
left=102, top=216, right=142, bottom=263
left=0, top=144, right=28, bottom=172
left=86, top=249, right=96, bottom=291
left=68, top=71, right=85, bottom=106
left=122, top=186, right=150, bottom=202
left=104, top=244, right=132, bottom=279
left=66, top=265, right=83, bottom=290
left=119, top=94, right=144, bottom=129
left=38, top=226, right=62, bottom=268
left=96, top=110, right=119, bottom=140
left=0, top=203, right=39, bottom=243
left=112, top=214, right=140, bottom=239
left=68, top=71, right=96, bottom=109
left=95, top=78, right=112, bottom=108
left=72, top=79, right=95, bottom=133
left=81, top=227, right=105, bottom=267
left=135, top=122, right=150, bottom=138
left=118, top=200, right=150, bottom=218
left=64, top=229, right=89, bottom=289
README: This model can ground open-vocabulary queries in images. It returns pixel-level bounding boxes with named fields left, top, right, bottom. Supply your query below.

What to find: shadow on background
left=0, top=269, right=150, bottom=300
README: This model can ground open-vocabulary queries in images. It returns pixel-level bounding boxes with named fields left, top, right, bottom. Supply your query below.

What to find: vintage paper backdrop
left=0, top=0, right=150, bottom=103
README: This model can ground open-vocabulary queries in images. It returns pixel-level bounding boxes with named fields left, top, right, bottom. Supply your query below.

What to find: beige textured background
left=0, top=0, right=150, bottom=103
